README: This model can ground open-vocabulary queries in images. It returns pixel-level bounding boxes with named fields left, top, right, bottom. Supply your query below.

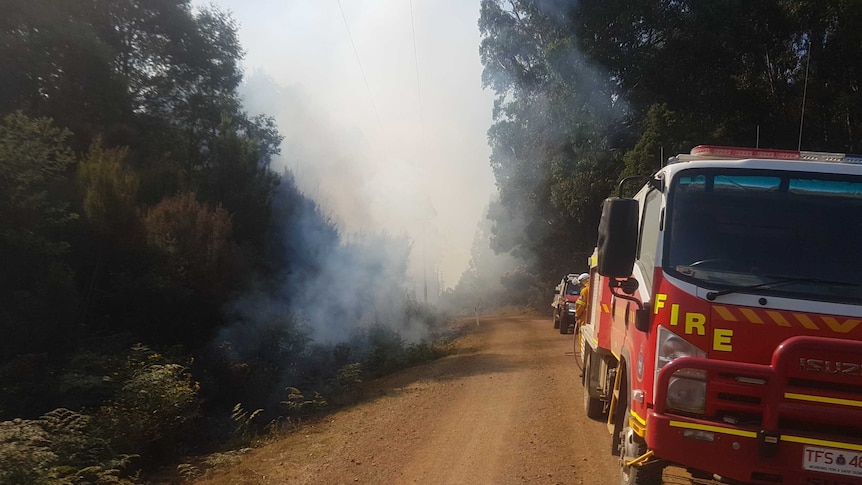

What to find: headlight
left=567, top=302, right=577, bottom=313
left=656, top=326, right=707, bottom=414
left=667, top=376, right=706, bottom=414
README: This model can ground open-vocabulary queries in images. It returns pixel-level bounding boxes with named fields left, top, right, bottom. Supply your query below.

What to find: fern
left=280, top=387, right=328, bottom=416
left=0, top=417, right=57, bottom=483
left=230, top=403, right=264, bottom=444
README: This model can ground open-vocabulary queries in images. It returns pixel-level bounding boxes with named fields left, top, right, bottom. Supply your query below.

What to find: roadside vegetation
left=2, top=0, right=861, bottom=483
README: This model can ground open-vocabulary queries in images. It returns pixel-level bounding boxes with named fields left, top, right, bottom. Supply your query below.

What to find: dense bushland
left=0, top=1, right=452, bottom=481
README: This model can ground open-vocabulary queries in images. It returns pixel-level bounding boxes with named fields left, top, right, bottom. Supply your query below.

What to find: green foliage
left=0, top=417, right=56, bottom=483
left=479, top=1, right=628, bottom=293
left=203, top=310, right=313, bottom=414
left=78, top=139, right=140, bottom=241
left=279, top=387, right=327, bottom=417
left=364, top=325, right=407, bottom=377
left=0, top=409, right=136, bottom=485
left=0, top=111, right=79, bottom=360
left=228, top=403, right=264, bottom=445
left=404, top=341, right=449, bottom=367
left=97, top=345, right=200, bottom=459
left=573, top=0, right=862, bottom=150
left=197, top=117, right=281, bottom=249
left=0, top=111, right=76, bottom=230
left=0, top=0, right=128, bottom=148
left=335, top=363, right=364, bottom=393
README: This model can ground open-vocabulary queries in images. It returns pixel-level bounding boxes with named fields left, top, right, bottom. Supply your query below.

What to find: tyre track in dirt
left=192, top=314, right=621, bottom=484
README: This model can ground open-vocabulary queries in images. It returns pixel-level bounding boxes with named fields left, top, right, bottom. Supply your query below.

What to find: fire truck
left=552, top=273, right=583, bottom=334
left=576, top=145, right=862, bottom=485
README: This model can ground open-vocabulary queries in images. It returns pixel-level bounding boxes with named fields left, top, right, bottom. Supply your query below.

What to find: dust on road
left=192, top=314, right=621, bottom=484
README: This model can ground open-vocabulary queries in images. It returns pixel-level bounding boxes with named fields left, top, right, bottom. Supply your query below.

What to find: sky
left=196, top=0, right=498, bottom=290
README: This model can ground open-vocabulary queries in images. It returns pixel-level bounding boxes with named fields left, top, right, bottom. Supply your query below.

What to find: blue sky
left=194, top=0, right=496, bottom=289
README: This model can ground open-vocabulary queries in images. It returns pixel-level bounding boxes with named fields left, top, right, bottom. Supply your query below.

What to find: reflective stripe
left=714, top=306, right=737, bottom=321
left=766, top=310, right=791, bottom=327
left=785, top=392, right=862, bottom=408
left=668, top=420, right=862, bottom=450
left=739, top=308, right=764, bottom=324
left=781, top=435, right=862, bottom=452
left=794, top=313, right=820, bottom=330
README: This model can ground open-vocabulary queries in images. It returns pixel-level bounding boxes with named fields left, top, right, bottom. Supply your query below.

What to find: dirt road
left=192, top=314, right=627, bottom=484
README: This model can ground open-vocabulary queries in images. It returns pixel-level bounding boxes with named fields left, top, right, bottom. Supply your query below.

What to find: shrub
left=97, top=345, right=200, bottom=462
left=0, top=417, right=56, bottom=483
left=0, top=409, right=136, bottom=485
left=279, top=387, right=327, bottom=418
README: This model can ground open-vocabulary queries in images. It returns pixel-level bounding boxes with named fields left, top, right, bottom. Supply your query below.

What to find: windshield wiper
left=705, top=274, right=860, bottom=301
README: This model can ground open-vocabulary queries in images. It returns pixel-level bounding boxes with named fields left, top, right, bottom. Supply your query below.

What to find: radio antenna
left=797, top=36, right=812, bottom=151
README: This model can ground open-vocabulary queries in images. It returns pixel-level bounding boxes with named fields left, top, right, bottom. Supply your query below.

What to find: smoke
left=221, top=172, right=437, bottom=345
left=207, top=0, right=496, bottom=290
left=443, top=198, right=521, bottom=314
left=198, top=2, right=502, bottom=401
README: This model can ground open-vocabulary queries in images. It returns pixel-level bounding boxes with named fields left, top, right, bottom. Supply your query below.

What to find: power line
left=337, top=0, right=380, bottom=125
left=410, top=0, right=433, bottom=303
left=409, top=0, right=425, bottom=138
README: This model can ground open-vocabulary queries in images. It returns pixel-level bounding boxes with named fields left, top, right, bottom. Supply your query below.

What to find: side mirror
left=597, top=198, right=638, bottom=278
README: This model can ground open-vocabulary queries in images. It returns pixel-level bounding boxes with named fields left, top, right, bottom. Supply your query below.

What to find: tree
left=0, top=112, right=79, bottom=360
left=78, top=139, right=140, bottom=242
left=144, top=192, right=237, bottom=303
left=76, top=138, right=148, bottom=330
left=618, top=104, right=696, bottom=184
left=479, top=0, right=626, bottom=289
left=573, top=0, right=862, bottom=150
left=197, top=116, right=281, bottom=249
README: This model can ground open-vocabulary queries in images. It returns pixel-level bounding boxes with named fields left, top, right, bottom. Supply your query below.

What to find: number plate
left=803, top=446, right=862, bottom=478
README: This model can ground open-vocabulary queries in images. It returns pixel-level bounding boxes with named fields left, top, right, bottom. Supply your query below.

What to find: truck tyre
left=619, top=411, right=663, bottom=485
left=582, top=351, right=605, bottom=419
left=559, top=314, right=570, bottom=334
left=617, top=371, right=664, bottom=485
left=553, top=310, right=560, bottom=329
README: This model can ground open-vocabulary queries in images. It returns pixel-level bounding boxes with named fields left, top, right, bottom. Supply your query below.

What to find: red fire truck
left=576, top=145, right=862, bottom=484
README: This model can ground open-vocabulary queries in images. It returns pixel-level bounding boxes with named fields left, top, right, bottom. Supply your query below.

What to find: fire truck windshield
left=665, top=169, right=862, bottom=303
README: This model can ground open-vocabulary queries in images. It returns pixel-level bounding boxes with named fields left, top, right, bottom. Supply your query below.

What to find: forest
left=0, top=1, right=447, bottom=483
left=2, top=0, right=862, bottom=483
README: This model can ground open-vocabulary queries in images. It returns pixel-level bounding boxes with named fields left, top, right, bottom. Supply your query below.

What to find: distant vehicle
left=551, top=273, right=582, bottom=335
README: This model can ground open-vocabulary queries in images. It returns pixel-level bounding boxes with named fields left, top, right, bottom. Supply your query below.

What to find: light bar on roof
left=801, top=151, right=862, bottom=164
left=690, top=145, right=799, bottom=160
left=688, top=145, right=862, bottom=164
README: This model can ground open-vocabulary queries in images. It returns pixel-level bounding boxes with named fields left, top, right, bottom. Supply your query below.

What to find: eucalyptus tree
left=479, top=0, right=626, bottom=292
